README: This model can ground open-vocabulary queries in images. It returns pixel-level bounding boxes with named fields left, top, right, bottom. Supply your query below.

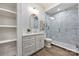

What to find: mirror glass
left=29, top=14, right=39, bottom=32
left=33, top=16, right=39, bottom=29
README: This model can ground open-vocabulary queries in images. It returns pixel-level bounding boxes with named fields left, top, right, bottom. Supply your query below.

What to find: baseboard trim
left=51, top=40, right=79, bottom=54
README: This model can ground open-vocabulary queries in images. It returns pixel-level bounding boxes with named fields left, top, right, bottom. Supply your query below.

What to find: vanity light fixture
left=28, top=7, right=39, bottom=14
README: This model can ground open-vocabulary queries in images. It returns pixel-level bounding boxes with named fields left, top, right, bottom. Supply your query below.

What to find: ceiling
left=45, top=3, right=78, bottom=16
left=36, top=3, right=60, bottom=11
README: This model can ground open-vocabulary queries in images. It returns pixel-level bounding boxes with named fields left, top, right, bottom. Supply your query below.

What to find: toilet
left=45, top=38, right=52, bottom=48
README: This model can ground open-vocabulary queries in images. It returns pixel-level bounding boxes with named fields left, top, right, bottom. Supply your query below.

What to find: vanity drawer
left=23, top=38, right=35, bottom=48
left=23, top=36, right=30, bottom=41
left=23, top=44, right=35, bottom=56
left=23, top=36, right=35, bottom=42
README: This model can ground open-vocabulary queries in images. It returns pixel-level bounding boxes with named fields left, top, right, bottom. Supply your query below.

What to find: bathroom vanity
left=17, top=3, right=45, bottom=56
left=22, top=32, right=45, bottom=56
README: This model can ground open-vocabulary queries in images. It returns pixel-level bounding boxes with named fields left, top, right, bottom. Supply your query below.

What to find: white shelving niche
left=0, top=3, right=17, bottom=56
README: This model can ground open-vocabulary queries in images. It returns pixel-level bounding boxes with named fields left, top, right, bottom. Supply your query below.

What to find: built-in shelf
left=0, top=8, right=16, bottom=17
left=0, top=25, right=16, bottom=28
left=0, top=39, right=17, bottom=44
left=0, top=8, right=16, bottom=14
left=0, top=3, right=17, bottom=56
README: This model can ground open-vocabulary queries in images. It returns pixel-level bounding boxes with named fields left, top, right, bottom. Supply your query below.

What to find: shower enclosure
left=45, top=3, right=79, bottom=53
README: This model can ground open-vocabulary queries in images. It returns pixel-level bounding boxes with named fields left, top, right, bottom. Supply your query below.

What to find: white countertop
left=23, top=32, right=45, bottom=36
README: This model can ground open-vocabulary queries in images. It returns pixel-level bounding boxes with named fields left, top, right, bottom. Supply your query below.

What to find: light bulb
left=57, top=8, right=61, bottom=11
left=50, top=17, right=55, bottom=20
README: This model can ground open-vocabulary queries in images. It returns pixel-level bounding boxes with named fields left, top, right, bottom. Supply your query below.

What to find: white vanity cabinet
left=22, top=32, right=45, bottom=56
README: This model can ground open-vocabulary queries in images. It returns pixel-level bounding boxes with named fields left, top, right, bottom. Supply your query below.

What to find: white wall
left=21, top=3, right=45, bottom=34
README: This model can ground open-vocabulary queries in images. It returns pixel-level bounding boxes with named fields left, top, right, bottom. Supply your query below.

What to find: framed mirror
left=29, top=14, right=40, bottom=33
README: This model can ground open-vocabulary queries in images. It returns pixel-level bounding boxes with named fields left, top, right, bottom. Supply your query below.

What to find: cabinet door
left=39, top=35, right=44, bottom=48
left=22, top=36, right=35, bottom=56
left=35, top=34, right=44, bottom=51
left=35, top=35, right=41, bottom=51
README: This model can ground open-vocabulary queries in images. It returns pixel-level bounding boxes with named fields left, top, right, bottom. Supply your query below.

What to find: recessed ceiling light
left=57, top=8, right=61, bottom=11
left=50, top=17, right=55, bottom=20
